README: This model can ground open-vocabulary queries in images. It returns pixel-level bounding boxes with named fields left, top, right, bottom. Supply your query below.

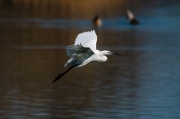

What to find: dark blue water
left=0, top=0, right=180, bottom=119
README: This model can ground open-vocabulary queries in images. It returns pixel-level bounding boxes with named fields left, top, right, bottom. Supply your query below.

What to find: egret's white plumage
left=75, top=30, right=97, bottom=53
left=52, top=30, right=121, bottom=83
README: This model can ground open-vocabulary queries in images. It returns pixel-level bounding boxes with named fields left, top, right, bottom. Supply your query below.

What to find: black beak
left=111, top=52, right=122, bottom=55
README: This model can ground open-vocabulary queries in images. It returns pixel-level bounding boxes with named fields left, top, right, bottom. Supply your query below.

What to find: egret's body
left=65, top=50, right=108, bottom=68
left=52, top=30, right=121, bottom=83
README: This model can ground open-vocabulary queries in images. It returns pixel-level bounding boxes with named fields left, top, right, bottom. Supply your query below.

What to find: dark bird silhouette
left=92, top=15, right=102, bottom=28
left=126, top=9, right=139, bottom=25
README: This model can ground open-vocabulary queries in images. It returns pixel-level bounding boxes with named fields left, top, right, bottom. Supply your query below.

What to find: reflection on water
left=0, top=0, right=180, bottom=119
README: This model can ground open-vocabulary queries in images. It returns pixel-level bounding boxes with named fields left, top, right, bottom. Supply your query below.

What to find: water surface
left=0, top=0, right=180, bottom=119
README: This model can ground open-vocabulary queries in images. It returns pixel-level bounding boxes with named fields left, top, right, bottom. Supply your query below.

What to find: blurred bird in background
left=92, top=15, right=102, bottom=28
left=126, top=9, right=139, bottom=25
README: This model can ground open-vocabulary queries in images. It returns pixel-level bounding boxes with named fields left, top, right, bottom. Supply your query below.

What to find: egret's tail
left=52, top=64, right=79, bottom=83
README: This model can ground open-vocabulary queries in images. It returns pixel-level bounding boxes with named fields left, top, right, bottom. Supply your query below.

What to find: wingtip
left=82, top=30, right=95, bottom=34
left=92, top=30, right=95, bottom=33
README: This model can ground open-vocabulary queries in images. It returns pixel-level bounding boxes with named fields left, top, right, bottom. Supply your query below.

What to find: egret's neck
left=99, top=51, right=107, bottom=62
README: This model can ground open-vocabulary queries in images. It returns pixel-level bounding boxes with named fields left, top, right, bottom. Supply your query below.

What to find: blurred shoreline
left=0, top=0, right=149, bottom=19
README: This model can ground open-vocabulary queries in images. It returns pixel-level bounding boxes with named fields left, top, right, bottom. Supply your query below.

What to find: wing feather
left=65, top=44, right=94, bottom=67
left=66, top=44, right=94, bottom=59
left=74, top=30, right=97, bottom=53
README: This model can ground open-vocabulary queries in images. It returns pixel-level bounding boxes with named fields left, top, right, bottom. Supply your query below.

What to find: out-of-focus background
left=0, top=0, right=180, bottom=119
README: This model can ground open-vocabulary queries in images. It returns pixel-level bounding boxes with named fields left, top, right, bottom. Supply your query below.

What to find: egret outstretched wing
left=66, top=44, right=94, bottom=59
left=65, top=44, right=94, bottom=67
left=74, top=30, right=97, bottom=53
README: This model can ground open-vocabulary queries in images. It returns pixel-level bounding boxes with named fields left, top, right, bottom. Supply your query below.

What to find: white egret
left=52, top=30, right=121, bottom=83
left=126, top=9, right=139, bottom=25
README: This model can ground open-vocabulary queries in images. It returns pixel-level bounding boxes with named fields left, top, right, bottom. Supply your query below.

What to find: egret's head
left=101, top=50, right=122, bottom=56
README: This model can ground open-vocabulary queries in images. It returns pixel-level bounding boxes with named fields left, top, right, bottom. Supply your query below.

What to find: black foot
left=52, top=64, right=79, bottom=83
left=52, top=73, right=64, bottom=83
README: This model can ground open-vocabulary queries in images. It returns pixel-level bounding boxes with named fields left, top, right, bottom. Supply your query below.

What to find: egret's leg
left=52, top=64, right=79, bottom=83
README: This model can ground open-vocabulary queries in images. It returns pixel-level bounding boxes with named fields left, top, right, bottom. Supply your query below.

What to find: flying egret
left=52, top=30, right=121, bottom=83
left=92, top=15, right=102, bottom=28
left=126, top=9, right=139, bottom=25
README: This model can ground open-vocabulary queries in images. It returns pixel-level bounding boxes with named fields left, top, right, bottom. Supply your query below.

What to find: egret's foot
left=55, top=73, right=63, bottom=80
left=52, top=64, right=79, bottom=83
left=52, top=73, right=64, bottom=83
